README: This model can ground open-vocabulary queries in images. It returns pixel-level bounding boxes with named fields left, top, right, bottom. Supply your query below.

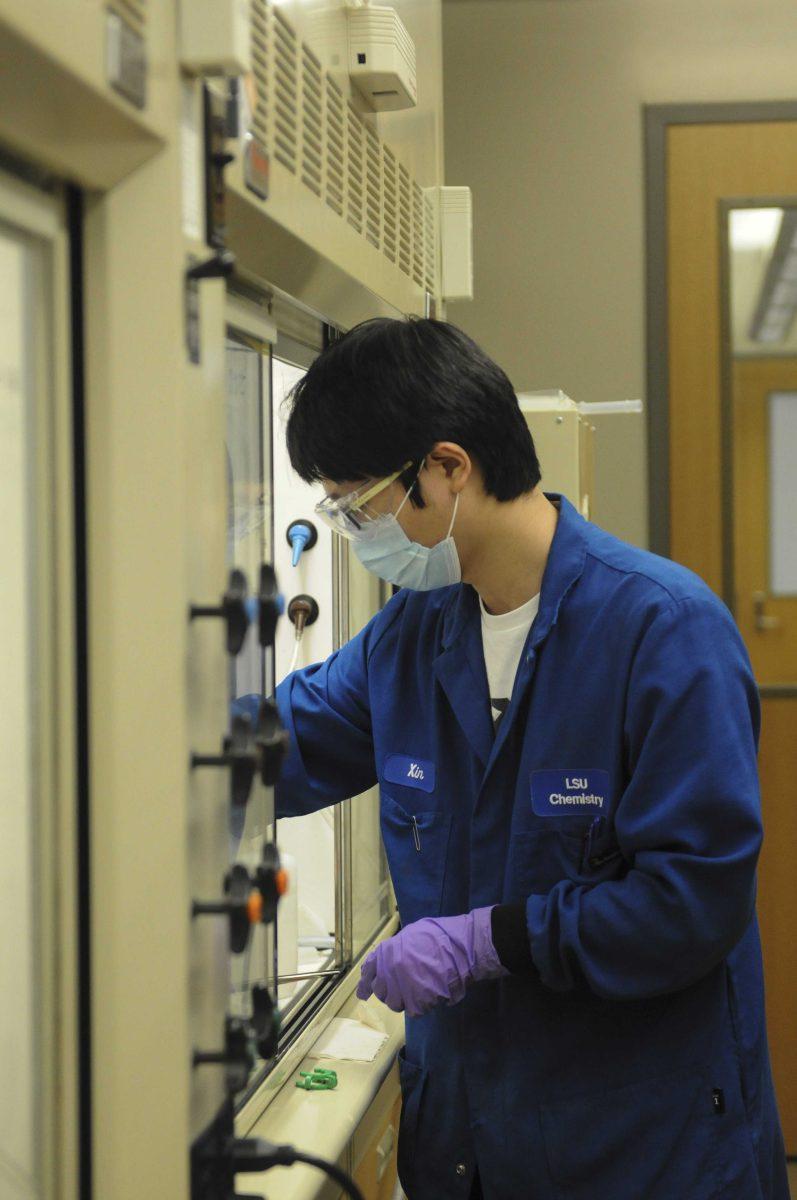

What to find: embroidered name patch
left=383, top=754, right=436, bottom=794
left=531, top=769, right=609, bottom=816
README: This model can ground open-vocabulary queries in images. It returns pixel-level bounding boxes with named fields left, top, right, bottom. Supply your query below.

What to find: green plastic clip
left=295, top=1067, right=338, bottom=1091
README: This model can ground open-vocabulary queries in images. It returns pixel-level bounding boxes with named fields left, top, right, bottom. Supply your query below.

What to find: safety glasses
left=315, top=461, right=414, bottom=539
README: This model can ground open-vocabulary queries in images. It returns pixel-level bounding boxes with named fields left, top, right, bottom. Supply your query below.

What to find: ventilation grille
left=382, top=146, right=397, bottom=265
left=346, top=101, right=364, bottom=234
left=301, top=45, right=323, bottom=196
left=107, top=0, right=145, bottom=35
left=412, top=182, right=425, bottom=287
left=246, top=1, right=437, bottom=297
left=251, top=0, right=269, bottom=148
left=273, top=8, right=298, bottom=173
left=325, top=78, right=345, bottom=216
left=398, top=164, right=412, bottom=278
left=365, top=127, right=381, bottom=250
left=423, top=192, right=436, bottom=293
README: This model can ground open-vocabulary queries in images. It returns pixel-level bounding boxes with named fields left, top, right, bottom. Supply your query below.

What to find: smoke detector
left=346, top=4, right=417, bottom=112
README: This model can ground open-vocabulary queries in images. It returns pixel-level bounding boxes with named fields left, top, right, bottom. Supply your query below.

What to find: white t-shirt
left=480, top=592, right=540, bottom=728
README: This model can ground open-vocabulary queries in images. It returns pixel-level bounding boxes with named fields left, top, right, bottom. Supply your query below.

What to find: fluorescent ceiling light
left=730, top=208, right=783, bottom=252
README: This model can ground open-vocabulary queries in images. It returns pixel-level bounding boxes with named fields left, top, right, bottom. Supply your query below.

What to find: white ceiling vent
left=346, top=4, right=417, bottom=113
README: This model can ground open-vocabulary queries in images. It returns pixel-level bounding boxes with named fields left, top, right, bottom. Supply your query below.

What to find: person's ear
left=425, top=442, right=471, bottom=492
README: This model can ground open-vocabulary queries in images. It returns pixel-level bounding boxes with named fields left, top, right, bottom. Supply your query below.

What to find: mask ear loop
left=395, top=464, right=460, bottom=537
left=446, top=492, right=460, bottom=538
left=394, top=462, right=425, bottom=518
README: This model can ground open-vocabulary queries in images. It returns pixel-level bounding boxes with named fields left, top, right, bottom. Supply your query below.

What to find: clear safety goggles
left=315, top=461, right=415, bottom=539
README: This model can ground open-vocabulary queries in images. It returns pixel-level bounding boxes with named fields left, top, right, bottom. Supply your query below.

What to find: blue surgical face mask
left=353, top=489, right=462, bottom=590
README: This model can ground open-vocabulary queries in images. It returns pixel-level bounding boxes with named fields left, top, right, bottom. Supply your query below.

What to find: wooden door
left=667, top=121, right=797, bottom=1151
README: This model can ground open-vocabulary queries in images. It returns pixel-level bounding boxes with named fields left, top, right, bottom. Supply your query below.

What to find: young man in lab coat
left=274, top=317, right=788, bottom=1200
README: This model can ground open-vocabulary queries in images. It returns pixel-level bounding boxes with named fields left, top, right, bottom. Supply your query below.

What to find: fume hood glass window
left=225, top=310, right=393, bottom=1091
left=347, top=553, right=393, bottom=957
left=225, top=332, right=273, bottom=1022
left=271, top=353, right=338, bottom=1017
left=270, top=349, right=393, bottom=1024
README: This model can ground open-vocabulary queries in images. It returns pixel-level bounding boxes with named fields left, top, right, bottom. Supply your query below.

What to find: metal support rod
left=332, top=534, right=350, bottom=972
left=191, top=753, right=227, bottom=768
left=276, top=969, right=341, bottom=985
left=189, top=604, right=223, bottom=619
left=193, top=1051, right=226, bottom=1066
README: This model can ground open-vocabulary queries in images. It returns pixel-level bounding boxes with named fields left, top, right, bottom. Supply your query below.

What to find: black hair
left=284, top=317, right=541, bottom=507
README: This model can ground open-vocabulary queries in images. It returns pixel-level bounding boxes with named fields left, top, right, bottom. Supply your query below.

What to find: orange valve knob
left=254, top=843, right=284, bottom=926
left=192, top=864, right=256, bottom=955
left=247, top=891, right=264, bottom=925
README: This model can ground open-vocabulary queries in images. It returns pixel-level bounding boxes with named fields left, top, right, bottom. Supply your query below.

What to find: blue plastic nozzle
left=289, top=525, right=312, bottom=567
left=286, top=519, right=318, bottom=567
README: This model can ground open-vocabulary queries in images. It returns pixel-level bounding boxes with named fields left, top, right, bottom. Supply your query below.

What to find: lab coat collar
left=433, top=492, right=588, bottom=768
left=528, top=492, right=588, bottom=648
left=438, top=492, right=588, bottom=649
left=434, top=586, right=493, bottom=766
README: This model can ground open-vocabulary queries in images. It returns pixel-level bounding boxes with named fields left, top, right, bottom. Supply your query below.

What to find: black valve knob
left=258, top=563, right=282, bottom=649
left=212, top=150, right=235, bottom=171
left=186, top=249, right=236, bottom=282
left=250, top=984, right=281, bottom=1060
left=190, top=568, right=250, bottom=656
left=254, top=699, right=290, bottom=788
left=287, top=594, right=320, bottom=635
left=192, top=713, right=257, bottom=807
left=193, top=703, right=288, bottom=807
left=193, top=1016, right=254, bottom=1095
left=192, top=864, right=260, bottom=954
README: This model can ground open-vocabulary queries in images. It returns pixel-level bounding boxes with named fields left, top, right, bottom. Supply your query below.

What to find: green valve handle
left=295, top=1067, right=338, bottom=1091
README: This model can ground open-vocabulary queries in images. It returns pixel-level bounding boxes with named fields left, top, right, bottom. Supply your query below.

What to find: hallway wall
left=442, top=0, right=797, bottom=545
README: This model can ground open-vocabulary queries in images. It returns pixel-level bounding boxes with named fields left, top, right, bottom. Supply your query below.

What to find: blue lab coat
left=274, top=494, right=788, bottom=1200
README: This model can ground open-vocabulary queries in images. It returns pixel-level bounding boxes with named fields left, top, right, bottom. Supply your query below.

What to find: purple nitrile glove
left=356, top=907, right=509, bottom=1018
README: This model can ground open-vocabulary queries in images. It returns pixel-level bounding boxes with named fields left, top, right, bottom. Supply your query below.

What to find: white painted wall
left=443, top=0, right=797, bottom=546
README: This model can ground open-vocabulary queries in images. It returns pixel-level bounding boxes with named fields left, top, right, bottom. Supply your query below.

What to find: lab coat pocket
left=380, top=791, right=452, bottom=926
left=396, top=1048, right=427, bottom=1198
left=504, top=830, right=586, bottom=900
left=505, top=828, right=627, bottom=903
left=539, top=1066, right=724, bottom=1200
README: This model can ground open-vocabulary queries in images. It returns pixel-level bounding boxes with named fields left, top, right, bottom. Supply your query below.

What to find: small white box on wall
left=347, top=4, right=417, bottom=112
left=180, top=0, right=252, bottom=76
left=434, top=186, right=473, bottom=302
